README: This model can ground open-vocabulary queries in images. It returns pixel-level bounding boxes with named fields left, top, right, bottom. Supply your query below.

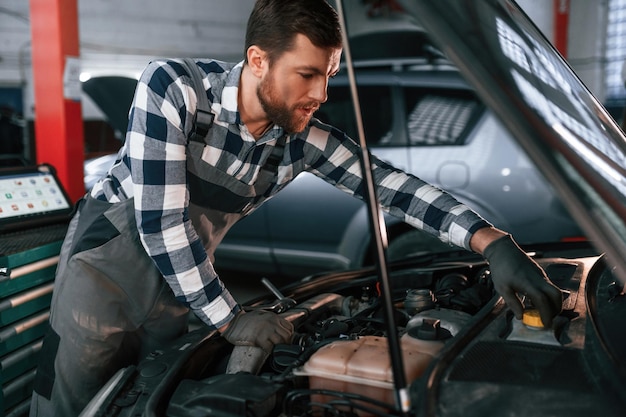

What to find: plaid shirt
left=90, top=58, right=490, bottom=330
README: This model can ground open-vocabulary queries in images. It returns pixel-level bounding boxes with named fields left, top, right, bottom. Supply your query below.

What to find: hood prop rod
left=336, top=1, right=410, bottom=414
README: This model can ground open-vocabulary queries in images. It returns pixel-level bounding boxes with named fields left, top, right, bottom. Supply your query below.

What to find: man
left=30, top=0, right=562, bottom=415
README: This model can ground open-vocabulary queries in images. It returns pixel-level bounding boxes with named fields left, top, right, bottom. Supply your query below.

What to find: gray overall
left=30, top=172, right=284, bottom=417
left=29, top=196, right=190, bottom=417
left=29, top=130, right=288, bottom=416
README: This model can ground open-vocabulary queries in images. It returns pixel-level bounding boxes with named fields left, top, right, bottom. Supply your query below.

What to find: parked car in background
left=84, top=152, right=117, bottom=191
left=84, top=31, right=585, bottom=279
left=216, top=52, right=585, bottom=277
left=78, top=1, right=626, bottom=416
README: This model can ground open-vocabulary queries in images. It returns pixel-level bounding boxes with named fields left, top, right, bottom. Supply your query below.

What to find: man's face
left=257, top=34, right=342, bottom=134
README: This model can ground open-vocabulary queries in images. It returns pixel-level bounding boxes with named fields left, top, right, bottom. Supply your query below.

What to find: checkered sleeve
left=126, top=60, right=239, bottom=330
left=304, top=123, right=491, bottom=251
left=370, top=155, right=491, bottom=250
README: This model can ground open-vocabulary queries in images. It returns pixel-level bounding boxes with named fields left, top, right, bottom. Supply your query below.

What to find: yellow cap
left=522, top=309, right=544, bottom=329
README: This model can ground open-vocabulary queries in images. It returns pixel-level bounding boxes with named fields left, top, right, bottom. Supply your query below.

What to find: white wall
left=0, top=0, right=612, bottom=121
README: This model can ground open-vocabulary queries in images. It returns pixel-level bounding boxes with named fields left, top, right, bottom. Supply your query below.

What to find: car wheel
left=387, top=229, right=455, bottom=262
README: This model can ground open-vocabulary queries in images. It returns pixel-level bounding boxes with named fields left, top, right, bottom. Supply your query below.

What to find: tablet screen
left=0, top=165, right=74, bottom=232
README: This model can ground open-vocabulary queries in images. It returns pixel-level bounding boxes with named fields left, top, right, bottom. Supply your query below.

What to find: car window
left=317, top=85, right=393, bottom=147
left=399, top=88, right=484, bottom=146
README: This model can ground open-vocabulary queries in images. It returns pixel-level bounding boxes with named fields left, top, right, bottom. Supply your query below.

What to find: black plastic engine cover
left=166, top=373, right=283, bottom=417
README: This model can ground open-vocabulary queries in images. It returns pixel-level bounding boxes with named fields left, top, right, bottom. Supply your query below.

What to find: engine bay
left=98, top=253, right=625, bottom=417
left=168, top=255, right=592, bottom=416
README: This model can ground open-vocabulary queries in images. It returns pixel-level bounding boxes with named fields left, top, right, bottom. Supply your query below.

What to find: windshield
left=400, top=0, right=626, bottom=283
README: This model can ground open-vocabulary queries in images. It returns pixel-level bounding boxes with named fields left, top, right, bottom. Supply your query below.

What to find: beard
left=257, top=73, right=317, bottom=134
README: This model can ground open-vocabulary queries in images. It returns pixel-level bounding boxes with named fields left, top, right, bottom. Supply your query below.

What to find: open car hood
left=82, top=75, right=137, bottom=135
left=404, top=0, right=626, bottom=284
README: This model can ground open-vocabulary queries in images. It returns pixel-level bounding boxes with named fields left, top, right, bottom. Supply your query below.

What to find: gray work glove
left=483, top=234, right=562, bottom=327
left=222, top=310, right=293, bottom=354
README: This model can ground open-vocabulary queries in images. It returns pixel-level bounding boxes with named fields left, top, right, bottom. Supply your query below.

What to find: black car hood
left=82, top=75, right=137, bottom=135
left=403, top=0, right=626, bottom=284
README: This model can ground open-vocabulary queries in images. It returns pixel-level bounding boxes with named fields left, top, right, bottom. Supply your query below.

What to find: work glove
left=483, top=234, right=562, bottom=327
left=222, top=310, right=294, bottom=354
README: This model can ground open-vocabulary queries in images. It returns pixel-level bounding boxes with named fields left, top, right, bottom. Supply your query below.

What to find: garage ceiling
left=0, top=0, right=426, bottom=83
left=2, top=0, right=424, bottom=121
left=0, top=0, right=256, bottom=83
left=0, top=1, right=610, bottom=111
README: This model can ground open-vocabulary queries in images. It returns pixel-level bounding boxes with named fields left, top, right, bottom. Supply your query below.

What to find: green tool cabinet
left=0, top=164, right=74, bottom=416
left=0, top=238, right=64, bottom=417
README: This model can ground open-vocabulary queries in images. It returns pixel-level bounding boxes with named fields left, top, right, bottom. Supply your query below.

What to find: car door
left=400, top=79, right=584, bottom=244
left=262, top=75, right=410, bottom=277
left=220, top=72, right=413, bottom=278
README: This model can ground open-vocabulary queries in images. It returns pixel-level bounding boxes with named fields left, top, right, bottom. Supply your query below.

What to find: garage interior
left=0, top=1, right=625, bottom=416
left=0, top=0, right=624, bottom=201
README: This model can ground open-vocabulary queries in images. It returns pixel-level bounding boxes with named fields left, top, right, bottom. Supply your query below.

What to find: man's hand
left=221, top=310, right=293, bottom=353
left=482, top=234, right=563, bottom=327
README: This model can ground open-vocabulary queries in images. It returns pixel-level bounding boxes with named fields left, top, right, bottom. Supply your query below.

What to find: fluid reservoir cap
left=409, top=318, right=452, bottom=341
left=522, top=309, right=544, bottom=329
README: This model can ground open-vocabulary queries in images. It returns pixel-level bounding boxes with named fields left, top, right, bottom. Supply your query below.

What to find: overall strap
left=180, top=58, right=214, bottom=142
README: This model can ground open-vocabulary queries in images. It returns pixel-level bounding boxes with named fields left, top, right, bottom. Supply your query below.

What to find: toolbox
left=0, top=165, right=73, bottom=416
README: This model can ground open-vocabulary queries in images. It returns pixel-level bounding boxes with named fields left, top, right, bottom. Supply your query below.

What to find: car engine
left=99, top=253, right=614, bottom=417
left=165, top=260, right=497, bottom=417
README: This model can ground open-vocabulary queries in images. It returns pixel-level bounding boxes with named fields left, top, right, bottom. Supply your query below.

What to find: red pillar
left=29, top=0, right=85, bottom=203
left=554, top=0, right=570, bottom=58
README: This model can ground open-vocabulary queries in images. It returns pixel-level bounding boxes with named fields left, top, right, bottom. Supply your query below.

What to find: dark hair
left=244, top=0, right=343, bottom=64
